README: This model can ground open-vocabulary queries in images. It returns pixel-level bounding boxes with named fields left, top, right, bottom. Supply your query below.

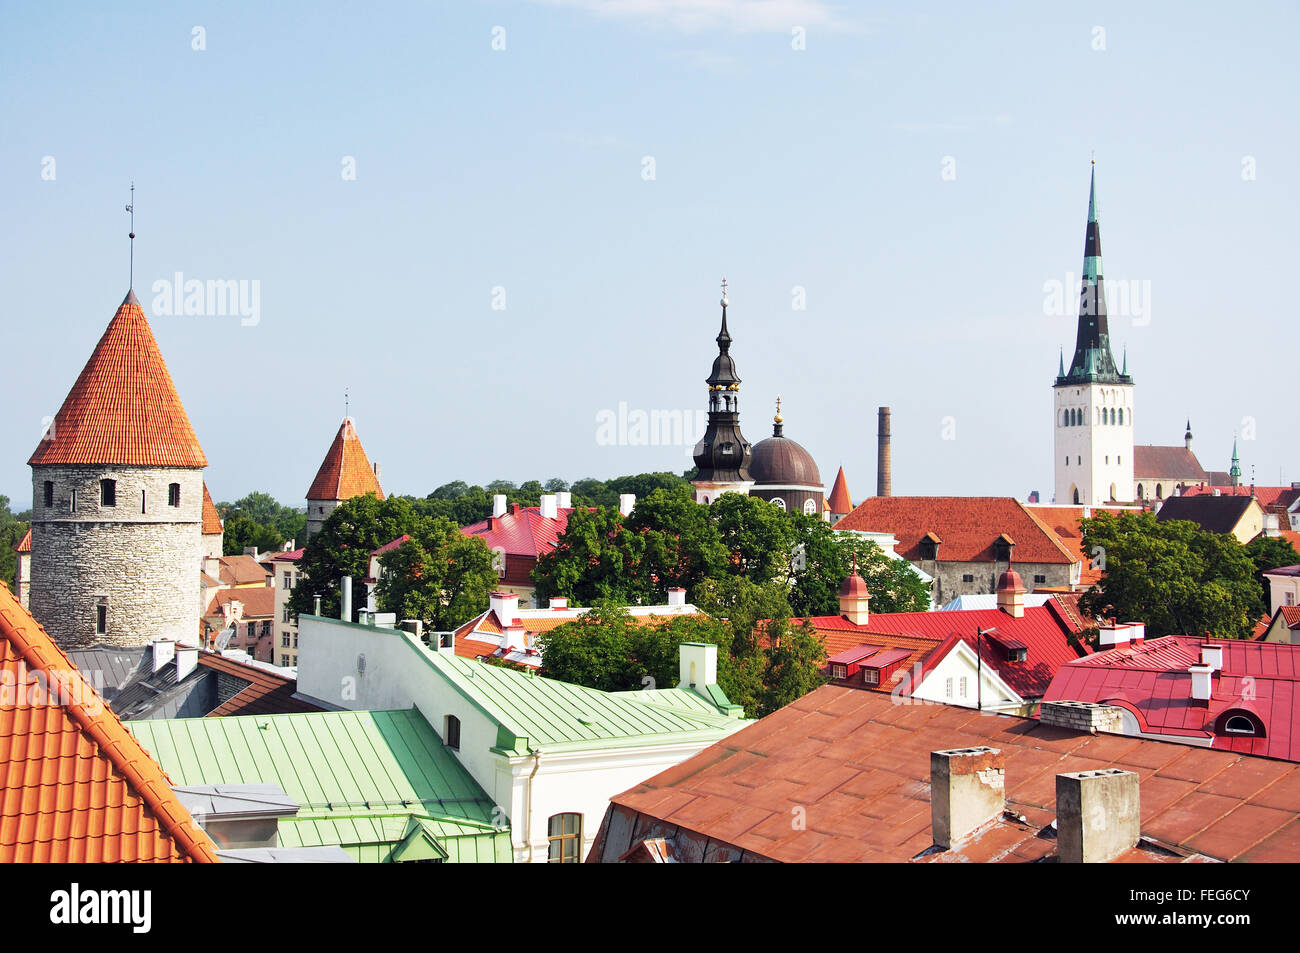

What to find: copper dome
left=750, top=434, right=821, bottom=487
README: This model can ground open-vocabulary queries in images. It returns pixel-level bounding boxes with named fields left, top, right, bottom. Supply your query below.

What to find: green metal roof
left=426, top=652, right=746, bottom=755
left=129, top=708, right=511, bottom=863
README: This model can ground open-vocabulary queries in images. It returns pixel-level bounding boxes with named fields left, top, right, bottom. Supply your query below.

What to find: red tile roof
left=201, top=484, right=223, bottom=535
left=216, top=555, right=271, bottom=587
left=13, top=529, right=30, bottom=554
left=833, top=497, right=1078, bottom=565
left=272, top=547, right=304, bottom=562
left=197, top=653, right=324, bottom=717
left=827, top=466, right=853, bottom=514
left=1182, top=485, right=1300, bottom=510
left=591, top=684, right=1300, bottom=863
left=204, top=587, right=276, bottom=621
left=28, top=291, right=207, bottom=469
left=1026, top=504, right=1132, bottom=586
left=0, top=581, right=219, bottom=862
left=305, top=417, right=384, bottom=503
left=1044, top=636, right=1300, bottom=762
left=1133, top=446, right=1207, bottom=482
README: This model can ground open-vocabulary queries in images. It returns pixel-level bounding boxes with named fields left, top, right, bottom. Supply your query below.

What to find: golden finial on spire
left=774, top=395, right=783, bottom=424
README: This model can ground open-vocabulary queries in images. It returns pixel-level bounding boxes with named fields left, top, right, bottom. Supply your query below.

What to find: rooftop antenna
left=125, top=182, right=135, bottom=289
left=345, top=387, right=349, bottom=419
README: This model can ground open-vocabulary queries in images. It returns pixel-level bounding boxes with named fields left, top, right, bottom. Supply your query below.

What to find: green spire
left=1122, top=347, right=1127, bottom=375
left=1059, top=348, right=1065, bottom=377
left=1087, top=162, right=1099, bottom=223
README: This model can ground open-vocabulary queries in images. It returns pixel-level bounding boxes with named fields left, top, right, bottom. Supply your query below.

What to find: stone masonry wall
left=29, top=465, right=203, bottom=649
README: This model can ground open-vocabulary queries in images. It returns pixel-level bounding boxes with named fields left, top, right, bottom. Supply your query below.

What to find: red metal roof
left=29, top=291, right=208, bottom=469
left=833, top=497, right=1078, bottom=564
left=0, top=581, right=219, bottom=862
left=198, top=653, right=325, bottom=717
left=461, top=505, right=590, bottom=559
left=305, top=418, right=384, bottom=503
left=1044, top=636, right=1300, bottom=762
left=592, top=684, right=1300, bottom=863
left=807, top=601, right=1087, bottom=699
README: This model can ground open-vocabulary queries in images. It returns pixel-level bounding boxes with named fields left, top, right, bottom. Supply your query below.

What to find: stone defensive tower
left=304, top=417, right=385, bottom=540
left=28, top=289, right=207, bottom=648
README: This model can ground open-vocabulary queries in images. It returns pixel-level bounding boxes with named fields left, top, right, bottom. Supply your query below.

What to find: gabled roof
left=198, top=653, right=324, bottom=717
left=827, top=466, right=852, bottom=513
left=1045, top=635, right=1300, bottom=762
left=591, top=684, right=1300, bottom=863
left=204, top=586, right=276, bottom=621
left=1133, top=446, right=1207, bottom=482
left=1155, top=494, right=1259, bottom=535
left=13, top=529, right=30, bottom=554
left=29, top=290, right=207, bottom=469
left=833, top=497, right=1078, bottom=564
left=130, top=708, right=510, bottom=863
left=0, top=582, right=218, bottom=862
left=1025, top=503, right=1133, bottom=585
left=216, top=554, right=270, bottom=587
left=305, top=417, right=384, bottom=503
left=201, top=484, right=223, bottom=535
left=428, top=651, right=745, bottom=753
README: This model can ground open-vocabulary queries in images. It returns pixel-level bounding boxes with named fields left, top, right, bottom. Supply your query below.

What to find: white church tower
left=1053, top=163, right=1135, bottom=506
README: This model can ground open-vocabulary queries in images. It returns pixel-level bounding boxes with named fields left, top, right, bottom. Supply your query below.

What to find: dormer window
left=445, top=715, right=461, bottom=750
left=1223, top=716, right=1255, bottom=735
left=1217, top=711, right=1263, bottom=737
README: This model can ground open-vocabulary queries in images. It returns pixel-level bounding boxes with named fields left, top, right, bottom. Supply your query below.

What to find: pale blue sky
left=3, top=1, right=1296, bottom=509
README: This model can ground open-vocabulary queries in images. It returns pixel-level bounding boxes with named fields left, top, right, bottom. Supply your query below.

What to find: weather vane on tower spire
left=125, top=182, right=136, bottom=289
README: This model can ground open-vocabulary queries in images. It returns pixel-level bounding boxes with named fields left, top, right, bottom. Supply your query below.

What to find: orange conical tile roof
left=201, top=483, right=223, bottom=535
left=828, top=466, right=853, bottom=514
left=305, top=417, right=385, bottom=502
left=28, top=290, right=207, bottom=468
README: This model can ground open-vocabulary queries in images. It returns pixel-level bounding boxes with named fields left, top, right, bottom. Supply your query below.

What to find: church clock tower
left=1053, top=163, right=1135, bottom=506
left=692, top=280, right=754, bottom=504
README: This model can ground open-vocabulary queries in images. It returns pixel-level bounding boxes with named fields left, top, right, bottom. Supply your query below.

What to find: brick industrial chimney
left=877, top=407, right=892, bottom=497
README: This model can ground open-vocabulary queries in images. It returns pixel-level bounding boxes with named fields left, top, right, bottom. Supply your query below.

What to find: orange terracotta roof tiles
left=305, top=417, right=384, bottom=502
left=198, top=653, right=324, bottom=717
left=834, top=497, right=1078, bottom=564
left=14, top=529, right=30, bottom=554
left=204, top=587, right=276, bottom=621
left=0, top=581, right=218, bottom=863
left=29, top=291, right=207, bottom=469
left=201, top=484, right=223, bottom=535
left=827, top=466, right=852, bottom=514
left=216, top=555, right=271, bottom=587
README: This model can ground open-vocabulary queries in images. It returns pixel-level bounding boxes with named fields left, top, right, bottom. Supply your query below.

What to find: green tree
left=531, top=507, right=645, bottom=605
left=222, top=514, right=285, bottom=556
left=692, top=575, right=793, bottom=656
left=288, top=493, right=425, bottom=622
left=1079, top=512, right=1263, bottom=639
left=759, top=619, right=828, bottom=716
left=430, top=481, right=470, bottom=500
left=710, top=493, right=795, bottom=580
left=838, top=535, right=931, bottom=615
left=1244, top=535, right=1300, bottom=613
left=543, top=478, right=569, bottom=493
left=625, top=489, right=728, bottom=601
left=375, top=518, right=498, bottom=630
left=0, top=495, right=30, bottom=590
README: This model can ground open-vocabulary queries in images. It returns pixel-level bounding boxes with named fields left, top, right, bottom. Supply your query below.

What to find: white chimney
left=1056, top=769, right=1140, bottom=863
left=243, top=546, right=259, bottom=559
left=549, top=596, right=569, bottom=610
left=556, top=491, right=572, bottom=509
left=152, top=639, right=176, bottom=673
left=373, top=462, right=381, bottom=482
left=1213, top=488, right=1221, bottom=497
left=490, top=591, right=520, bottom=626
left=1200, top=643, right=1224, bottom=672
left=502, top=624, right=526, bottom=653
left=492, top=494, right=508, bottom=518
left=539, top=494, right=558, bottom=519
left=1097, top=624, right=1130, bottom=649
left=678, top=642, right=717, bottom=690
left=1189, top=664, right=1214, bottom=704
left=667, top=588, right=687, bottom=608
left=341, top=576, right=353, bottom=622
left=175, top=644, right=199, bottom=681
left=930, top=747, right=1005, bottom=849
left=619, top=493, right=636, bottom=517
left=1123, top=622, right=1146, bottom=646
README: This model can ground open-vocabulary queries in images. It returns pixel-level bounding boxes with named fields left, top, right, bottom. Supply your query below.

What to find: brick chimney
left=877, top=406, right=892, bottom=497
left=838, top=570, right=870, bottom=625
left=996, top=568, right=1026, bottom=618
left=539, top=494, right=558, bottom=519
left=930, top=747, right=1005, bottom=849
left=1056, top=769, right=1140, bottom=863
left=492, top=494, right=507, bottom=518
left=490, top=591, right=520, bottom=626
